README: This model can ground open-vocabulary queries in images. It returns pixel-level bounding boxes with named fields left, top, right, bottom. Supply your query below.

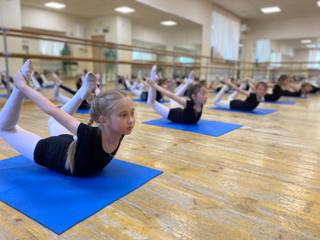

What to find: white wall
left=0, top=0, right=22, bottom=74
left=22, top=6, right=85, bottom=36
left=246, top=16, right=320, bottom=40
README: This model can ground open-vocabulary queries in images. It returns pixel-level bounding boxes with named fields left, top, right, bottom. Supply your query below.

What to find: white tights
left=0, top=85, right=85, bottom=161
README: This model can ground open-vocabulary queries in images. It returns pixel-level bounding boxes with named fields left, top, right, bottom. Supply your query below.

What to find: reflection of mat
left=0, top=155, right=162, bottom=234
left=144, top=118, right=242, bottom=137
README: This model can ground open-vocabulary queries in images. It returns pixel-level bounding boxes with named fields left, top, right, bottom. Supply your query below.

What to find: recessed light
left=306, top=44, right=316, bottom=48
left=317, top=1, right=320, bottom=7
left=44, top=2, right=66, bottom=9
left=261, top=6, right=281, bottom=14
left=301, top=39, right=312, bottom=44
left=114, top=6, right=135, bottom=14
left=160, top=21, right=177, bottom=26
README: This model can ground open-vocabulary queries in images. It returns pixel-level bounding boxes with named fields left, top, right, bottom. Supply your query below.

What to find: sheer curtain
left=211, top=12, right=240, bottom=61
left=308, top=49, right=320, bottom=68
left=255, top=39, right=271, bottom=63
left=39, top=40, right=64, bottom=56
left=270, top=52, right=282, bottom=68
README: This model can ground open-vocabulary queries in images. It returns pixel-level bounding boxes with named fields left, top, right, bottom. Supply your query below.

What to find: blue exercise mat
left=143, top=118, right=242, bottom=137
left=133, top=98, right=169, bottom=104
left=0, top=155, right=162, bottom=234
left=264, top=99, right=296, bottom=105
left=58, top=106, right=90, bottom=114
left=75, top=108, right=90, bottom=114
left=282, top=95, right=307, bottom=99
left=210, top=106, right=277, bottom=115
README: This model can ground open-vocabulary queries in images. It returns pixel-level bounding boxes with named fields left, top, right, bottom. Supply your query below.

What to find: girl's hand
left=147, top=79, right=156, bottom=88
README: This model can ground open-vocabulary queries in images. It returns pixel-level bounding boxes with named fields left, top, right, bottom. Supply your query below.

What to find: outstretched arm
left=225, top=79, right=250, bottom=97
left=15, top=68, right=80, bottom=135
left=148, top=80, right=187, bottom=108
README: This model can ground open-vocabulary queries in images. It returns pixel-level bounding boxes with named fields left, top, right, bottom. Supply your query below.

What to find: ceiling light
left=44, top=2, right=66, bottom=9
left=301, top=39, right=312, bottom=44
left=114, top=6, right=135, bottom=14
left=306, top=44, right=316, bottom=48
left=317, top=1, right=320, bottom=7
left=160, top=21, right=177, bottom=26
left=261, top=6, right=281, bottom=14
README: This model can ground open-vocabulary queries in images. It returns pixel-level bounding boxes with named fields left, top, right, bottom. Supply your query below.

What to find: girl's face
left=193, top=86, right=208, bottom=105
left=256, top=85, right=267, bottom=99
left=302, top=84, right=312, bottom=94
left=160, top=81, right=169, bottom=90
left=105, top=98, right=135, bottom=135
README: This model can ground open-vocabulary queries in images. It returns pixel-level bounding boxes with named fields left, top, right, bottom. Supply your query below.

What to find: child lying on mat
left=147, top=65, right=208, bottom=124
left=213, top=79, right=268, bottom=111
left=0, top=60, right=135, bottom=177
left=125, top=71, right=168, bottom=102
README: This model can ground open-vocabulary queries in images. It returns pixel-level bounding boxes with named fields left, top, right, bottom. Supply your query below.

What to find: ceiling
left=209, top=0, right=320, bottom=21
left=21, top=0, right=201, bottom=30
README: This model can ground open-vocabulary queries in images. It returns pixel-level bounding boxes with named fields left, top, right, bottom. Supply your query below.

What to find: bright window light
left=114, top=6, right=135, bottom=14
left=44, top=2, right=66, bottom=9
left=160, top=21, right=177, bottom=26
left=260, top=6, right=281, bottom=14
left=301, top=39, right=312, bottom=44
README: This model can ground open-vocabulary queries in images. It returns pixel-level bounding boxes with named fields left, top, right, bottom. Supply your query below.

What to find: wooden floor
left=0, top=85, right=320, bottom=240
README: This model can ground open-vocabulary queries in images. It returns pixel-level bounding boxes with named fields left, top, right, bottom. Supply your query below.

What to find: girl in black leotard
left=213, top=79, right=268, bottom=111
left=0, top=60, right=135, bottom=177
left=147, top=65, right=208, bottom=124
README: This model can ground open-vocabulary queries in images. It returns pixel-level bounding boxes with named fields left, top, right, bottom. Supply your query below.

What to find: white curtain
left=211, top=12, right=240, bottom=61
left=255, top=39, right=271, bottom=63
left=270, top=52, right=282, bottom=68
left=308, top=49, right=320, bottom=68
left=39, top=40, right=64, bottom=56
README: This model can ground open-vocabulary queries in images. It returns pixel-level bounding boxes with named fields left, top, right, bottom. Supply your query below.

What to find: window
left=211, top=12, right=240, bottom=61
left=177, top=56, right=194, bottom=64
left=255, top=39, right=271, bottom=63
left=308, top=49, right=320, bottom=68
left=132, top=51, right=156, bottom=61
left=39, top=40, right=64, bottom=56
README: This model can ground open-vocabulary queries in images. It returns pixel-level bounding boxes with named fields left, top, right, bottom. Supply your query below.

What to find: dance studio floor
left=0, top=85, right=319, bottom=240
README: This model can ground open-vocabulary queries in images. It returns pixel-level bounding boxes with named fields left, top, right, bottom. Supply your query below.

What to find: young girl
left=264, top=74, right=288, bottom=102
left=147, top=65, right=207, bottom=124
left=125, top=72, right=168, bottom=102
left=51, top=71, right=101, bottom=110
left=213, top=79, right=268, bottom=111
left=282, top=82, right=313, bottom=97
left=0, top=60, right=135, bottom=177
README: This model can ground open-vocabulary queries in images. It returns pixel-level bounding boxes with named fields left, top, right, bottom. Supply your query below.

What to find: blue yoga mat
left=282, top=95, right=307, bottom=99
left=0, top=155, right=162, bottom=234
left=133, top=98, right=169, bottom=104
left=144, top=118, right=242, bottom=137
left=264, top=100, right=296, bottom=105
left=210, top=106, right=277, bottom=115
left=58, top=106, right=90, bottom=114
left=76, top=108, right=90, bottom=114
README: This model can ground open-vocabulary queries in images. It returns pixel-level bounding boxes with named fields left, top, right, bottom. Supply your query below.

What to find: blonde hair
left=65, top=89, right=129, bottom=174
